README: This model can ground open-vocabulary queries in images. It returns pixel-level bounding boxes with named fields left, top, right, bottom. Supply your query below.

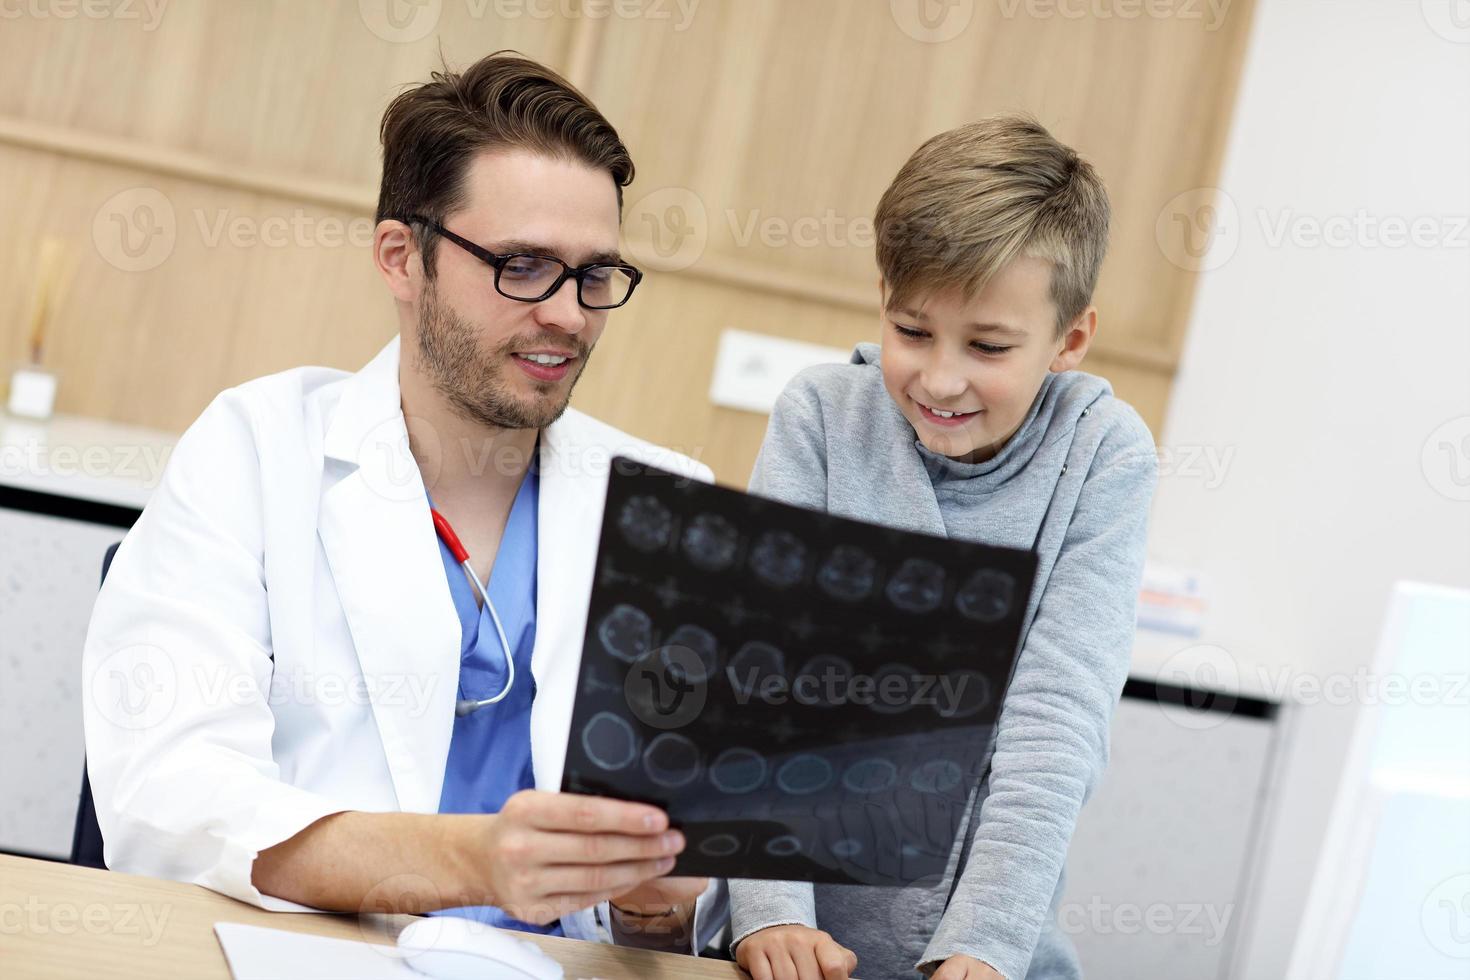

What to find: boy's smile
left=880, top=255, right=1097, bottom=464
left=915, top=401, right=984, bottom=428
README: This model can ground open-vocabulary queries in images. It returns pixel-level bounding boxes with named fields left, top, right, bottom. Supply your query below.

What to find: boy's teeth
left=521, top=354, right=569, bottom=366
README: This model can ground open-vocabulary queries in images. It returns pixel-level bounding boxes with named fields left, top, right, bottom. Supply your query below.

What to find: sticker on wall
left=561, top=458, right=1038, bottom=886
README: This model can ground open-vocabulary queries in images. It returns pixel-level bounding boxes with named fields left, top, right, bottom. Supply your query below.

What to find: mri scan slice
left=581, top=711, right=639, bottom=771
left=776, top=754, right=835, bottom=795
left=597, top=603, right=652, bottom=663
left=617, top=494, right=674, bottom=552
left=869, top=663, right=920, bottom=716
left=681, top=513, right=740, bottom=571
left=699, top=833, right=742, bottom=858
left=934, top=669, right=992, bottom=719
left=643, top=732, right=704, bottom=788
left=660, top=623, right=719, bottom=684
left=726, top=640, right=786, bottom=690
left=764, top=835, right=803, bottom=857
left=955, top=568, right=1016, bottom=623
left=842, top=757, right=899, bottom=794
left=792, top=654, right=853, bottom=708
left=885, top=558, right=946, bottom=613
left=709, top=747, right=768, bottom=794
left=749, top=529, right=810, bottom=588
left=815, top=544, right=878, bottom=602
left=910, top=758, right=964, bottom=795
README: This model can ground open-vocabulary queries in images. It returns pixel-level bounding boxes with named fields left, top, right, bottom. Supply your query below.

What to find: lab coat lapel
left=528, top=414, right=606, bottom=791
left=317, top=336, right=460, bottom=814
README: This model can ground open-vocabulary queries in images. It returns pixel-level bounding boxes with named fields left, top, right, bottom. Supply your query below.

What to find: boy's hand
left=932, top=953, right=1006, bottom=980
left=735, top=924, right=857, bottom=980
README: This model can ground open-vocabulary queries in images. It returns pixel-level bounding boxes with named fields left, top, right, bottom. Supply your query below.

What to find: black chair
left=69, top=541, right=120, bottom=870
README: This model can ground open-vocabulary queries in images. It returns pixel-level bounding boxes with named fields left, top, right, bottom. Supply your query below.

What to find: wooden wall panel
left=0, top=1, right=576, bottom=427
left=588, top=0, right=1256, bottom=356
left=0, top=143, right=396, bottom=427
left=0, top=0, right=1255, bottom=486
left=0, top=2, right=577, bottom=184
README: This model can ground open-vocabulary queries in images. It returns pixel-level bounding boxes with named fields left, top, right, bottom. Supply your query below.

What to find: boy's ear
left=1050, top=306, right=1098, bottom=373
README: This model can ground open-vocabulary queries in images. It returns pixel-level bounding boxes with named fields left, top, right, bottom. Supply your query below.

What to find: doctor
left=81, top=52, right=724, bottom=952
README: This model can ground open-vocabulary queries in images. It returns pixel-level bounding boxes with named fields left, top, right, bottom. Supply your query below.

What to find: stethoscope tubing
left=430, top=508, right=516, bottom=716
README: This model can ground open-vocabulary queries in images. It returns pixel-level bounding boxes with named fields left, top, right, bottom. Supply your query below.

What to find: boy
left=729, top=116, right=1158, bottom=980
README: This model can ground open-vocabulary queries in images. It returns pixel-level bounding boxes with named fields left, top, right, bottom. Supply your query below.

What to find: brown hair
left=375, top=51, right=634, bottom=277
left=874, top=114, right=1110, bottom=336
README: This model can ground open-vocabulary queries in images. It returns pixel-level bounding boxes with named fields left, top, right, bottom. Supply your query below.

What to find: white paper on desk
left=214, top=922, right=421, bottom=980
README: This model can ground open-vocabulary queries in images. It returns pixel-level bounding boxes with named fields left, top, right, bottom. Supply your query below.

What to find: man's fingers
left=532, top=828, right=684, bottom=864
left=495, top=894, right=591, bottom=926
left=540, top=856, right=676, bottom=897
left=527, top=889, right=618, bottom=918
left=506, top=790, right=667, bottom=835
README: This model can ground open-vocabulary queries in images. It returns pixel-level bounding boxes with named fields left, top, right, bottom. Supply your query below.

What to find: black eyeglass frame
left=401, top=214, right=644, bottom=310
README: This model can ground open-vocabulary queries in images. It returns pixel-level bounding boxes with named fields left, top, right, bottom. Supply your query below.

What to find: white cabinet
left=1061, top=682, right=1282, bottom=980
left=0, top=412, right=170, bottom=859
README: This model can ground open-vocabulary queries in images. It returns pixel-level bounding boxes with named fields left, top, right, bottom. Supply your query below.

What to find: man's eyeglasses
left=402, top=215, right=643, bottom=310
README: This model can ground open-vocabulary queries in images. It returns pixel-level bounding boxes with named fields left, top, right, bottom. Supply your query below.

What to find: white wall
left=1138, top=0, right=1470, bottom=976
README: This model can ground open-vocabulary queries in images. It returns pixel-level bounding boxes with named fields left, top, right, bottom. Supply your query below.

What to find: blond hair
left=874, top=115, right=1109, bottom=336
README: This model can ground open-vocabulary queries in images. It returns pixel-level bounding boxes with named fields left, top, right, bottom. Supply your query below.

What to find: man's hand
left=475, top=790, right=686, bottom=925
left=249, top=793, right=687, bottom=926
left=735, top=924, right=858, bottom=980
left=931, top=954, right=1006, bottom=980
left=606, top=875, right=709, bottom=951
left=611, top=874, right=709, bottom=914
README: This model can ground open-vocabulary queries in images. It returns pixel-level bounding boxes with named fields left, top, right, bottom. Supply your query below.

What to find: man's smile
left=511, top=350, right=577, bottom=382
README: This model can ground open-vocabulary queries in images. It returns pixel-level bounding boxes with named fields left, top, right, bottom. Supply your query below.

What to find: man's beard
left=414, top=281, right=592, bottom=431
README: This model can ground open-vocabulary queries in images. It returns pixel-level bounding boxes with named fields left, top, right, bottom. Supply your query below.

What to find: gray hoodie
left=728, top=343, right=1158, bottom=980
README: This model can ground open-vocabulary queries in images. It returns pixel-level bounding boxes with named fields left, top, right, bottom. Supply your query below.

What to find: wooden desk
left=0, top=855, right=745, bottom=979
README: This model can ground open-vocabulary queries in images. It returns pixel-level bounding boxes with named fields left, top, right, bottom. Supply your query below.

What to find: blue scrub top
left=427, top=465, right=561, bottom=935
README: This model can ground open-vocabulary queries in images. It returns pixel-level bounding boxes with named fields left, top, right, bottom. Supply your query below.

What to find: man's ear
left=374, top=219, right=421, bottom=304
left=1050, top=306, right=1098, bottom=372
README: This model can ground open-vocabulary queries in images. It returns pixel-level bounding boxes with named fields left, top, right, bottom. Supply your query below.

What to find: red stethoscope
left=430, top=509, right=516, bottom=717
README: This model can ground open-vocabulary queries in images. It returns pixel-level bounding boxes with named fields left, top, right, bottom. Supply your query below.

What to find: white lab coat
left=80, top=335, right=726, bottom=947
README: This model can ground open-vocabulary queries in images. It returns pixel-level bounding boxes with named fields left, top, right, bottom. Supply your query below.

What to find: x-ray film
left=560, top=459, right=1038, bottom=886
